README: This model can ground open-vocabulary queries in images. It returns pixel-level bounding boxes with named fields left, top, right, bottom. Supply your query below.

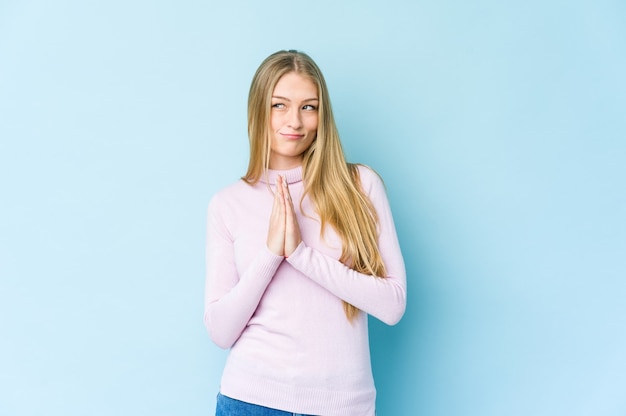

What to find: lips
left=281, top=133, right=305, bottom=140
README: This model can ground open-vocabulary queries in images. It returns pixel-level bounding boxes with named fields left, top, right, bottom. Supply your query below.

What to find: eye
left=302, top=104, right=317, bottom=111
left=272, top=103, right=285, bottom=109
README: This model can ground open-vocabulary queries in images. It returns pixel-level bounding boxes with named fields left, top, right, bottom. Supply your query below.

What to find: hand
left=266, top=175, right=286, bottom=256
left=282, top=176, right=302, bottom=257
left=266, top=175, right=302, bottom=257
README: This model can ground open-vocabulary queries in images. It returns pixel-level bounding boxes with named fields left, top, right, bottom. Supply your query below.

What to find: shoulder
left=208, top=178, right=255, bottom=213
left=352, top=163, right=386, bottom=194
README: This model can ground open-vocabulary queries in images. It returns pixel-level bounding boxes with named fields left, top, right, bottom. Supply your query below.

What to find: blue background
left=1, top=1, right=625, bottom=415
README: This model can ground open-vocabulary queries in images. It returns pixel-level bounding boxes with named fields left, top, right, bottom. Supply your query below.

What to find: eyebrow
left=272, top=95, right=319, bottom=102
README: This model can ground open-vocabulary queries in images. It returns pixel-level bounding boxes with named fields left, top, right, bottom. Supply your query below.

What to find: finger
left=277, top=176, right=287, bottom=212
left=284, top=181, right=295, bottom=225
left=270, top=180, right=282, bottom=218
left=283, top=177, right=301, bottom=256
left=282, top=175, right=293, bottom=202
left=267, top=176, right=286, bottom=256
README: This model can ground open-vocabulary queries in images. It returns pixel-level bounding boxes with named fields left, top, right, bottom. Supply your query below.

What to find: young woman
left=204, top=50, right=407, bottom=416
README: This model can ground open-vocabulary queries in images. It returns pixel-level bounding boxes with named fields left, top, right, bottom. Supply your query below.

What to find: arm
left=285, top=167, right=407, bottom=325
left=203, top=194, right=284, bottom=349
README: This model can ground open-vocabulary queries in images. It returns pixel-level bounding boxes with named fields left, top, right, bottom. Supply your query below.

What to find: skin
left=266, top=72, right=318, bottom=257
left=268, top=72, right=319, bottom=170
left=267, top=175, right=301, bottom=257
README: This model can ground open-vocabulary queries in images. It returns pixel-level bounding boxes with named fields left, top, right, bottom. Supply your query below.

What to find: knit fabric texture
left=204, top=165, right=406, bottom=416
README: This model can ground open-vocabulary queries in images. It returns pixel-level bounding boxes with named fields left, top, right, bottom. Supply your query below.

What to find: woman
left=204, top=50, right=406, bottom=416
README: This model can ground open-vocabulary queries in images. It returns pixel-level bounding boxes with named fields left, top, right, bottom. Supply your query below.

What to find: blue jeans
left=215, top=393, right=317, bottom=416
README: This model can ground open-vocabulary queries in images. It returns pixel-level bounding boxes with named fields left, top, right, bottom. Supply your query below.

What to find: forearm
left=286, top=241, right=406, bottom=325
left=205, top=247, right=284, bottom=348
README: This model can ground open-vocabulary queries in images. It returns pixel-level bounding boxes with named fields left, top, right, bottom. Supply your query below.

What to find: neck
left=260, top=165, right=303, bottom=185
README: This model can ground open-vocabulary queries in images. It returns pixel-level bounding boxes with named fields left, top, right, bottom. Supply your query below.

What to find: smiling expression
left=269, top=72, right=319, bottom=170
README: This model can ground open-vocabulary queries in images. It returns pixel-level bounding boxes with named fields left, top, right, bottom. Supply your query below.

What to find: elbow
left=211, top=336, right=235, bottom=350
left=377, top=289, right=407, bottom=326
left=203, top=311, right=236, bottom=349
left=380, top=302, right=406, bottom=326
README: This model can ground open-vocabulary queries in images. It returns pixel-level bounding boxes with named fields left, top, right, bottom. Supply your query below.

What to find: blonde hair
left=244, top=50, right=386, bottom=321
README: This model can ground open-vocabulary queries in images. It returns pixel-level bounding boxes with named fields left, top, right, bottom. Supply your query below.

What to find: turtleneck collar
left=260, top=165, right=303, bottom=185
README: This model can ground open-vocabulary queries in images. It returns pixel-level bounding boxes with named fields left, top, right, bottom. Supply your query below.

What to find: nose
left=287, top=108, right=303, bottom=129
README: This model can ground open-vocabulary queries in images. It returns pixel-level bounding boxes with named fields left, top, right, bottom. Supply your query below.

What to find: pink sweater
left=204, top=165, right=406, bottom=416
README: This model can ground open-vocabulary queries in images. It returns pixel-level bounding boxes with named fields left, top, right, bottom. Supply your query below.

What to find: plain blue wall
left=1, top=1, right=625, bottom=415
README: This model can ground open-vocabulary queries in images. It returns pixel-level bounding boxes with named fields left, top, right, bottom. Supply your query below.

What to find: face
left=269, top=72, right=319, bottom=170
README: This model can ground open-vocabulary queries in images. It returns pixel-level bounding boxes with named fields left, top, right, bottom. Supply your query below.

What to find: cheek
left=306, top=114, right=319, bottom=132
left=270, top=113, right=280, bottom=131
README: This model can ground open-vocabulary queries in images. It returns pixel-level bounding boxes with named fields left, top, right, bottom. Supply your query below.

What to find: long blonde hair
left=244, top=50, right=386, bottom=321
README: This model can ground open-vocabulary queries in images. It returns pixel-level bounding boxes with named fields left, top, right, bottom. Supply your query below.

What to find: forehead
left=272, top=72, right=318, bottom=97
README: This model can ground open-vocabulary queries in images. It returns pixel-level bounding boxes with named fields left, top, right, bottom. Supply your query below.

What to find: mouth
left=281, top=133, right=305, bottom=140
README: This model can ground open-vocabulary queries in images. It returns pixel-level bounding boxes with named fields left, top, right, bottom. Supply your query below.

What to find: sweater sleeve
left=203, top=194, right=284, bottom=349
left=286, top=167, right=407, bottom=325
